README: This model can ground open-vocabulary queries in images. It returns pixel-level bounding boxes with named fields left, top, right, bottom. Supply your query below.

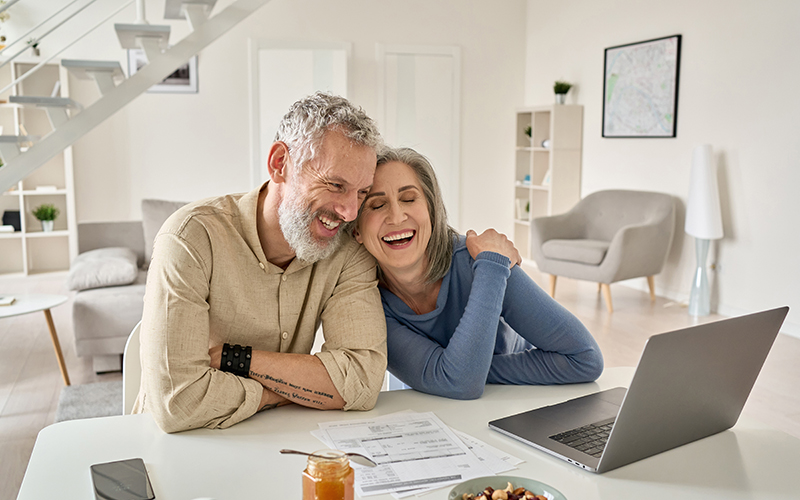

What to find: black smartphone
left=90, top=458, right=155, bottom=500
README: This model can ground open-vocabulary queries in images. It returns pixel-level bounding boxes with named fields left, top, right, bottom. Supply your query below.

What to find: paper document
left=316, top=412, right=494, bottom=497
left=452, top=429, right=523, bottom=473
left=391, top=429, right=524, bottom=498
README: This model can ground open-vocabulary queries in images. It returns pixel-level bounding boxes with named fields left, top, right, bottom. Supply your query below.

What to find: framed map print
left=602, top=35, right=681, bottom=138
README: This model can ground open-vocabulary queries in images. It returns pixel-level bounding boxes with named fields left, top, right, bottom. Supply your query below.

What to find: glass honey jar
left=302, top=450, right=354, bottom=500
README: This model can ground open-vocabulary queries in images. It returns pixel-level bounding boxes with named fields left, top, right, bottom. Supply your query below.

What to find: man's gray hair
left=275, top=92, right=383, bottom=175
left=375, top=147, right=458, bottom=284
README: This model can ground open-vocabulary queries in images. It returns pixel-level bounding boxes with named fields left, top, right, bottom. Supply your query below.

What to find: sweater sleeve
left=486, top=266, right=604, bottom=385
left=386, top=252, right=511, bottom=399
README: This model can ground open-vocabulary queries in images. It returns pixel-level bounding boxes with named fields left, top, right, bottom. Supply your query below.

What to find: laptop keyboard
left=549, top=418, right=615, bottom=458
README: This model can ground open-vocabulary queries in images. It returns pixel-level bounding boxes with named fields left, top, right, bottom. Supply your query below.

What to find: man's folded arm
left=315, top=244, right=388, bottom=411
left=139, top=231, right=263, bottom=433
left=215, top=244, right=387, bottom=411
left=209, top=345, right=345, bottom=409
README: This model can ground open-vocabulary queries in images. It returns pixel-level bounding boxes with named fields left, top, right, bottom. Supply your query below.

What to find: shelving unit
left=0, top=62, right=77, bottom=276
left=513, top=105, right=583, bottom=259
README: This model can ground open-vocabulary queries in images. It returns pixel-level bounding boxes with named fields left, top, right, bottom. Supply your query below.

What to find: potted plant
left=27, top=38, right=40, bottom=57
left=32, top=203, right=59, bottom=232
left=553, top=80, right=572, bottom=104
left=524, top=125, right=532, bottom=145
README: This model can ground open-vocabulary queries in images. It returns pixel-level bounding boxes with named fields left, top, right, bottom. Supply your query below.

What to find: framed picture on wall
left=602, top=34, right=681, bottom=138
left=127, top=49, right=198, bottom=94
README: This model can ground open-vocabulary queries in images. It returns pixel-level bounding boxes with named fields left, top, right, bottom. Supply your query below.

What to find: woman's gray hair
left=275, top=92, right=383, bottom=176
left=375, top=147, right=458, bottom=284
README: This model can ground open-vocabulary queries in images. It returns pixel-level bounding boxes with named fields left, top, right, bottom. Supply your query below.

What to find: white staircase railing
left=0, top=0, right=135, bottom=96
left=0, top=0, right=272, bottom=192
left=0, top=0, right=90, bottom=66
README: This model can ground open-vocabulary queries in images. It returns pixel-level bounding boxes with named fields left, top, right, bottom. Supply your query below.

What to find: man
left=133, top=93, right=387, bottom=433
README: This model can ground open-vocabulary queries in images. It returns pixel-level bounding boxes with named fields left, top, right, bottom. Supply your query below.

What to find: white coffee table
left=0, top=294, right=70, bottom=385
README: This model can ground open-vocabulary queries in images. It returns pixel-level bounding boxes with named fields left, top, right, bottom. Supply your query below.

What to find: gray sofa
left=69, top=200, right=185, bottom=372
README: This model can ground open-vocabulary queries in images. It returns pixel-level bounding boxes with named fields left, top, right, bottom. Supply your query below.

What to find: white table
left=17, top=368, right=800, bottom=499
left=0, top=293, right=70, bottom=385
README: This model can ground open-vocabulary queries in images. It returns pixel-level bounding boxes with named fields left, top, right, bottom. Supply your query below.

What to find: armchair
left=529, top=190, right=676, bottom=312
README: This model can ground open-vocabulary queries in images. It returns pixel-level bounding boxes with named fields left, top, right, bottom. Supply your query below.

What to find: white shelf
left=0, top=62, right=77, bottom=276
left=515, top=181, right=550, bottom=191
left=513, top=105, right=583, bottom=259
left=5, top=189, right=67, bottom=195
left=25, top=230, right=70, bottom=238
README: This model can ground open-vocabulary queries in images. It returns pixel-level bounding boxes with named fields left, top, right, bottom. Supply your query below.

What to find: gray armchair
left=529, top=190, right=676, bottom=313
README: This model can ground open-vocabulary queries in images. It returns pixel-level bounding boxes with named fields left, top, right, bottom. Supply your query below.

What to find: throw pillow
left=67, top=247, right=139, bottom=291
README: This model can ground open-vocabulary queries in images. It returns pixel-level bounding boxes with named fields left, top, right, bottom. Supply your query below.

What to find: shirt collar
left=237, top=181, right=313, bottom=274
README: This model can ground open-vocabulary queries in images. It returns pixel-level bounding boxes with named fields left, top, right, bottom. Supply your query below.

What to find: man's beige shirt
left=132, top=183, right=387, bottom=433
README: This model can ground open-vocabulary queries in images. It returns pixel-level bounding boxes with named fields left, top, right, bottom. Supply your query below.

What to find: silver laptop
left=488, top=307, right=789, bottom=473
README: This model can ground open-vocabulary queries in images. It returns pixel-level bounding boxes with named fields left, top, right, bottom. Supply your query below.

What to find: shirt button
left=282, top=332, right=288, bottom=339
left=282, top=275, right=287, bottom=282
left=259, top=262, right=265, bottom=270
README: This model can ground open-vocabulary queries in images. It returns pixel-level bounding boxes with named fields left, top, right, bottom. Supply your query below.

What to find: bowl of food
left=448, top=476, right=566, bottom=500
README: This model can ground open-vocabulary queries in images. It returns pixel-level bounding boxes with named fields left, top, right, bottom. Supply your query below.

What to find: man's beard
left=278, top=189, right=353, bottom=263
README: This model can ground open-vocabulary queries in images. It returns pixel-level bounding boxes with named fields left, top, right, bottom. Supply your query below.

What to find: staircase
left=0, top=0, right=272, bottom=192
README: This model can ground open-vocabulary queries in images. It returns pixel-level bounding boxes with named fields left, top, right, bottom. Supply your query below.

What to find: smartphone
left=90, top=458, right=155, bottom=500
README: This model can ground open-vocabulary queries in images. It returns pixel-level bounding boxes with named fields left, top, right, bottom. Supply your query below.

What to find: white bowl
left=448, top=475, right=567, bottom=500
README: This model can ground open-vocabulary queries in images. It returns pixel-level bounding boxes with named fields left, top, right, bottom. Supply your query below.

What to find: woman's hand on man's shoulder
left=465, top=229, right=522, bottom=268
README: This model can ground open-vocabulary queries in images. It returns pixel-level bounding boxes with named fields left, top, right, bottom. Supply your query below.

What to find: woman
left=355, top=147, right=603, bottom=399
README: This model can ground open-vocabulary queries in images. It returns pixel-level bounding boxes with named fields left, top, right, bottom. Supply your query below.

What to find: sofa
left=68, top=200, right=186, bottom=373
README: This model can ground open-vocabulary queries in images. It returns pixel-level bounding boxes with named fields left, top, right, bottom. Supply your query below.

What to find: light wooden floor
left=1, top=268, right=798, bottom=500
left=0, top=272, right=121, bottom=500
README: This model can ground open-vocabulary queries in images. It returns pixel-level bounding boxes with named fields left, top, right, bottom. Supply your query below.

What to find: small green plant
left=27, top=37, right=40, bottom=56
left=553, top=80, right=572, bottom=94
left=32, top=203, right=59, bottom=221
left=0, top=1, right=10, bottom=24
left=524, top=125, right=532, bottom=138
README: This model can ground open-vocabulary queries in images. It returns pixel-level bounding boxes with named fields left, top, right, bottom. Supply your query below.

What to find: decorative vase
left=555, top=93, right=566, bottom=104
left=41, top=220, right=54, bottom=232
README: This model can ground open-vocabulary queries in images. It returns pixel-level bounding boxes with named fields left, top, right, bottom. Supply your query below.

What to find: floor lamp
left=685, top=144, right=723, bottom=316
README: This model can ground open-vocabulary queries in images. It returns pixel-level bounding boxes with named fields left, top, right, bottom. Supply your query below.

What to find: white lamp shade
left=685, top=144, right=723, bottom=240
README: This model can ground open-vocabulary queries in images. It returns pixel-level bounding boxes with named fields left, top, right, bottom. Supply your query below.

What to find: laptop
left=488, top=307, right=789, bottom=473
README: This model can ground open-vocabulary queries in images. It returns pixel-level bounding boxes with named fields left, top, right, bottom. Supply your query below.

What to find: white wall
left=24, top=0, right=795, bottom=334
left=11, top=0, right=526, bottom=235
left=525, top=0, right=800, bottom=335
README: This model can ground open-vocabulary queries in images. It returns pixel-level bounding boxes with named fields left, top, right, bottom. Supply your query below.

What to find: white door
left=377, top=45, right=461, bottom=229
left=249, top=40, right=350, bottom=187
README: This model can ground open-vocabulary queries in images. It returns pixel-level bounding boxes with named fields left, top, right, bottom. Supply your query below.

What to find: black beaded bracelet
left=220, top=343, right=252, bottom=377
